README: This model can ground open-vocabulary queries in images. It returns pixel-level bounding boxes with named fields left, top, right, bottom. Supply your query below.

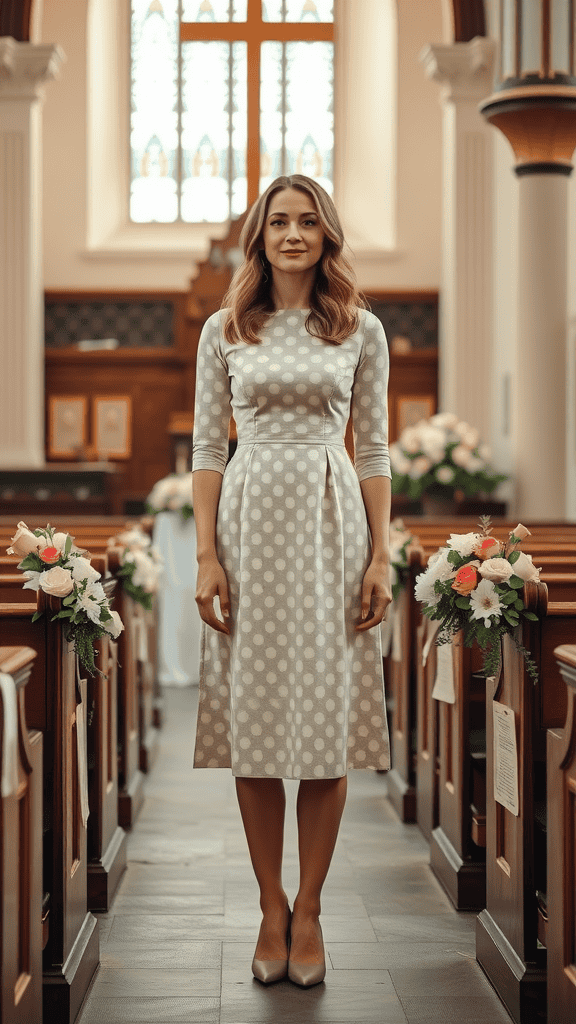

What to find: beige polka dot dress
left=191, top=307, right=392, bottom=779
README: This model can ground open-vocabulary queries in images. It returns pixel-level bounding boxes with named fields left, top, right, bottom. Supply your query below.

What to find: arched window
left=130, top=0, right=334, bottom=224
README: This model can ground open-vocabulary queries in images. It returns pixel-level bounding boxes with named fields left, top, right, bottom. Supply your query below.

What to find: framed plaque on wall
left=48, top=396, right=88, bottom=459
left=93, top=396, right=132, bottom=459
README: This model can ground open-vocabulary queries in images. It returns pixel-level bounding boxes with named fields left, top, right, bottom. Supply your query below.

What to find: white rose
left=419, top=425, right=447, bottom=464
left=7, top=522, right=42, bottom=557
left=478, top=443, right=492, bottom=461
left=414, top=547, right=455, bottom=607
left=409, top=455, right=432, bottom=479
left=105, top=610, right=124, bottom=639
left=512, top=551, right=540, bottom=582
left=38, top=566, right=75, bottom=598
left=51, top=531, right=70, bottom=552
left=66, top=556, right=101, bottom=583
left=430, top=412, right=459, bottom=430
left=479, top=558, right=514, bottom=583
left=400, top=426, right=422, bottom=455
left=451, top=444, right=476, bottom=470
left=447, top=532, right=481, bottom=557
left=436, top=466, right=455, bottom=485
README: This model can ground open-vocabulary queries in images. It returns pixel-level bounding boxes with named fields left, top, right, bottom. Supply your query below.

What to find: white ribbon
left=133, top=612, right=149, bottom=663
left=0, top=672, right=18, bottom=798
left=380, top=602, right=394, bottom=658
left=422, top=618, right=441, bottom=667
left=391, top=599, right=403, bottom=662
left=75, top=696, right=90, bottom=828
left=75, top=658, right=90, bottom=827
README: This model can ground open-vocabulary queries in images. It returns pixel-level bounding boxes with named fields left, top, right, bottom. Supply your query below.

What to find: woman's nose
left=286, top=223, right=302, bottom=241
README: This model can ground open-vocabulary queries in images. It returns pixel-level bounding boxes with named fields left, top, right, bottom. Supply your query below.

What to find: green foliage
left=117, top=563, right=153, bottom=611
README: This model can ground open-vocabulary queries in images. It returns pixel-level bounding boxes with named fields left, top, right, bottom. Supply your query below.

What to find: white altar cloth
left=153, top=511, right=201, bottom=687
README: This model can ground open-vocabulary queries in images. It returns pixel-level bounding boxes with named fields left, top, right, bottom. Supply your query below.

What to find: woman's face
left=261, top=187, right=325, bottom=277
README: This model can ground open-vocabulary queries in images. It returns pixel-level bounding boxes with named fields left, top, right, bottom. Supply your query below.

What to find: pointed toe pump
left=251, top=908, right=292, bottom=984
left=251, top=957, right=289, bottom=984
left=287, top=920, right=326, bottom=987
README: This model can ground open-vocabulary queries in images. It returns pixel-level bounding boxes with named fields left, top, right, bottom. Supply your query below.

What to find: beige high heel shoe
left=287, top=919, right=326, bottom=987
left=251, top=908, right=291, bottom=984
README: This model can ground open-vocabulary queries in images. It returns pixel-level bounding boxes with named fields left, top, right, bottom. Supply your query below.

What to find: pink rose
left=38, top=566, right=74, bottom=597
left=39, top=546, right=60, bottom=564
left=474, top=536, right=503, bottom=560
left=7, top=522, right=42, bottom=557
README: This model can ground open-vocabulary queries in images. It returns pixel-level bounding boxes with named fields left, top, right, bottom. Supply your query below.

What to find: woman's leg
left=235, top=777, right=291, bottom=960
left=290, top=775, right=348, bottom=963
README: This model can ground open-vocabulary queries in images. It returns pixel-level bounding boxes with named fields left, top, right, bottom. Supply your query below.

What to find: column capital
left=0, top=38, right=65, bottom=101
left=420, top=37, right=496, bottom=103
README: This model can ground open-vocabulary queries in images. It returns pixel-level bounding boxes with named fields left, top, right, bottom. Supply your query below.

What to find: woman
left=192, top=174, right=392, bottom=987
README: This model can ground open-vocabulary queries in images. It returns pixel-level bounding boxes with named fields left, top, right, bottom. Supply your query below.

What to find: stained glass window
left=130, top=0, right=334, bottom=223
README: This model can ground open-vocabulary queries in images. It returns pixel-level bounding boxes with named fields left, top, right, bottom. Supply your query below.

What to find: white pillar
left=514, top=174, right=568, bottom=517
left=0, top=38, right=64, bottom=468
left=420, top=37, right=496, bottom=445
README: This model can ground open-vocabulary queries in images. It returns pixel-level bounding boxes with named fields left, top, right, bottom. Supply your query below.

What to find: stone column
left=0, top=38, right=64, bottom=468
left=420, top=37, right=496, bottom=445
left=480, top=88, right=576, bottom=519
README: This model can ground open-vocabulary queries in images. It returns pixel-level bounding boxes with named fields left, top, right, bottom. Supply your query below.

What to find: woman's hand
left=355, top=558, right=393, bottom=632
left=195, top=555, right=231, bottom=635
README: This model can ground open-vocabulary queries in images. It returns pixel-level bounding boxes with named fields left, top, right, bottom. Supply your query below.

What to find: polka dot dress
left=191, top=308, right=392, bottom=779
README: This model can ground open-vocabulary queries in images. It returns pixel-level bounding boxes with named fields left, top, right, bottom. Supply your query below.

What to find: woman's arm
left=359, top=475, right=391, bottom=564
left=351, top=312, right=393, bottom=630
left=191, top=314, right=233, bottom=634
left=192, top=469, right=224, bottom=563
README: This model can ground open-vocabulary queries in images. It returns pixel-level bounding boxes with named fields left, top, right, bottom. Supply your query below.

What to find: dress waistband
left=236, top=438, right=346, bottom=447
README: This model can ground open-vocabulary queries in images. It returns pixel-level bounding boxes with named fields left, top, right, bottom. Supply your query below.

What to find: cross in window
left=180, top=0, right=333, bottom=206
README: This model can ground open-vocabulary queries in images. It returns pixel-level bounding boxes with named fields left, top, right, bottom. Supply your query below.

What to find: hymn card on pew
left=492, top=699, right=519, bottom=816
left=431, top=641, right=456, bottom=703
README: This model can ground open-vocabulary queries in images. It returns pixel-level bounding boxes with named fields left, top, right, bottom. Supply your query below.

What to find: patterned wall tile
left=45, top=300, right=175, bottom=348
left=367, top=300, right=438, bottom=350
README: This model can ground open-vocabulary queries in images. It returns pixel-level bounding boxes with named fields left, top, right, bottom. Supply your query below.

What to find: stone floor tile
left=398, top=995, right=513, bottom=1023
left=87, top=967, right=221, bottom=997
left=219, top=974, right=408, bottom=1023
left=109, top=894, right=224, bottom=915
left=77, top=995, right=219, bottom=1023
left=76, top=686, right=511, bottom=1024
left=327, top=942, right=476, bottom=970
left=100, top=941, right=222, bottom=970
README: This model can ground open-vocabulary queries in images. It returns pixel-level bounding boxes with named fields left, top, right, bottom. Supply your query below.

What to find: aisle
left=77, top=687, right=512, bottom=1024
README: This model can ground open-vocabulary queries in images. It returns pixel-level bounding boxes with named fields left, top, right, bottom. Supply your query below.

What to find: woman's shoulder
left=359, top=308, right=383, bottom=333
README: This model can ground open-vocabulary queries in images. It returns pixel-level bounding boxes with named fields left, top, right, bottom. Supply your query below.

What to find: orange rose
left=473, top=536, right=502, bottom=560
left=39, top=546, right=60, bottom=564
left=451, top=564, right=479, bottom=595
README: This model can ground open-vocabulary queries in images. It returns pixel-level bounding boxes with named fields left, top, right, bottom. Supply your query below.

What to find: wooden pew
left=0, top=553, right=129, bottom=908
left=429, top=632, right=487, bottom=910
left=415, top=615, right=439, bottom=842
left=0, top=523, right=152, bottom=830
left=385, top=546, right=421, bottom=822
left=547, top=644, right=576, bottom=1024
left=0, top=589, right=99, bottom=1023
left=0, top=646, right=43, bottom=1024
left=476, top=583, right=574, bottom=1024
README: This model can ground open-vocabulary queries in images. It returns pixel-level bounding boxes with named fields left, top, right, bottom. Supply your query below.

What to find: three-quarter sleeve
left=192, top=312, right=233, bottom=475
left=351, top=312, right=392, bottom=482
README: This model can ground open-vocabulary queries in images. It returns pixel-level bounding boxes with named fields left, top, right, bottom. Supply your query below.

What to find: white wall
left=40, top=0, right=445, bottom=292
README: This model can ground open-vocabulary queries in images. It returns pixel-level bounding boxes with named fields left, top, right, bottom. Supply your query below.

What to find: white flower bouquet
left=109, top=525, right=163, bottom=611
left=414, top=517, right=540, bottom=681
left=7, top=522, right=124, bottom=676
left=146, top=473, right=194, bottom=520
left=389, top=519, right=412, bottom=601
left=390, top=413, right=507, bottom=502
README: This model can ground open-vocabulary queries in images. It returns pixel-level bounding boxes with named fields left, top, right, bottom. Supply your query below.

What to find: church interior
left=2, top=0, right=576, bottom=1021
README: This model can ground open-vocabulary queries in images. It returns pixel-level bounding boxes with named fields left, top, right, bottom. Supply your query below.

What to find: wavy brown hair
left=222, top=175, right=367, bottom=347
